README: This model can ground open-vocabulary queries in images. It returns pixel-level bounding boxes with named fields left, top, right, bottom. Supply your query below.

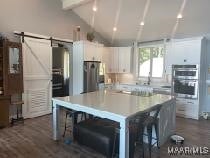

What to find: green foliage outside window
left=139, top=48, right=150, bottom=65
left=139, top=46, right=164, bottom=64
left=139, top=45, right=164, bottom=78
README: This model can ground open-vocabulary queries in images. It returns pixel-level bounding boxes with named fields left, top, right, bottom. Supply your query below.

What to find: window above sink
left=138, top=44, right=165, bottom=79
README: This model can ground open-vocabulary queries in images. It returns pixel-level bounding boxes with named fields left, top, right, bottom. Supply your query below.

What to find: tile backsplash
left=105, top=73, right=135, bottom=84
left=105, top=73, right=171, bottom=85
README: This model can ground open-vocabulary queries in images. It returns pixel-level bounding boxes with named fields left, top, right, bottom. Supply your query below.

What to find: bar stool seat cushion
left=74, top=119, right=117, bottom=157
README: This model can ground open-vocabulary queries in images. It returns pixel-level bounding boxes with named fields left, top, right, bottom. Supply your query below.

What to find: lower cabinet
left=176, top=98, right=199, bottom=120
left=104, top=84, right=115, bottom=90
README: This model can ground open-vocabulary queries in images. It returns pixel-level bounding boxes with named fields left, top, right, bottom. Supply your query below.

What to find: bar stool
left=63, top=110, right=87, bottom=137
left=142, top=104, right=162, bottom=158
left=111, top=114, right=148, bottom=158
left=11, top=101, right=24, bottom=126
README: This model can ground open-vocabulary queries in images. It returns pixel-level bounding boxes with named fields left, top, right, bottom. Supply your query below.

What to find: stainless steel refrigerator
left=52, top=47, right=70, bottom=97
left=84, top=61, right=104, bottom=93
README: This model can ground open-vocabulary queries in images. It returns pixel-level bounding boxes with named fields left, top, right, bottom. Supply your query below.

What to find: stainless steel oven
left=172, top=65, right=199, bottom=99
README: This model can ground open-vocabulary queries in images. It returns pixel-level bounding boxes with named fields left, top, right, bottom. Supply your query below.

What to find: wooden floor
left=0, top=115, right=210, bottom=158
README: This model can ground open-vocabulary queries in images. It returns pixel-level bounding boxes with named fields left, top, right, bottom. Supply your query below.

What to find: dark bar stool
left=63, top=110, right=87, bottom=137
left=111, top=113, right=149, bottom=158
left=63, top=109, right=74, bottom=137
left=142, top=104, right=162, bottom=158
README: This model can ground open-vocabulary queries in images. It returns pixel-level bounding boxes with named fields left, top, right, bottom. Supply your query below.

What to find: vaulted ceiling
left=65, top=0, right=210, bottom=45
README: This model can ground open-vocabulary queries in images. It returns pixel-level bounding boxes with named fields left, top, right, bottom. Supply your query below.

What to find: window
left=139, top=45, right=164, bottom=78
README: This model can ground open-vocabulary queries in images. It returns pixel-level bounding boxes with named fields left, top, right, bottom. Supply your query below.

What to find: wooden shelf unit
left=0, top=39, right=23, bottom=128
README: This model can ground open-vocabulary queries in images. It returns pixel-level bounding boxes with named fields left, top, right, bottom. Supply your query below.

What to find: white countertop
left=53, top=90, right=173, bottom=118
left=105, top=83, right=171, bottom=89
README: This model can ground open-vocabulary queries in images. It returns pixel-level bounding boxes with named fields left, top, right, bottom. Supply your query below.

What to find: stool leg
left=111, top=132, right=118, bottom=158
left=147, top=126, right=152, bottom=158
left=142, top=141, right=144, bottom=158
left=84, top=113, right=87, bottom=120
left=63, top=112, right=68, bottom=137
left=139, top=125, right=144, bottom=158
left=81, top=113, right=84, bottom=120
left=154, top=123, right=159, bottom=148
left=74, top=113, right=78, bottom=124
left=17, top=106, right=19, bottom=119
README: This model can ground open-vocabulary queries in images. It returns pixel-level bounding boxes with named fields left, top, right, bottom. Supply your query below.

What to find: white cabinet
left=118, top=47, right=131, bottom=73
left=104, top=84, right=115, bottom=90
left=102, top=47, right=118, bottom=73
left=102, top=47, right=131, bottom=73
left=165, top=38, right=202, bottom=74
left=102, top=47, right=112, bottom=73
left=176, top=98, right=199, bottom=120
left=83, top=42, right=95, bottom=61
left=111, top=47, right=119, bottom=73
left=75, top=41, right=103, bottom=61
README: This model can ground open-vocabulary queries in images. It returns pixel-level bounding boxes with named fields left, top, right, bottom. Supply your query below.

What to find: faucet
left=147, top=72, right=151, bottom=85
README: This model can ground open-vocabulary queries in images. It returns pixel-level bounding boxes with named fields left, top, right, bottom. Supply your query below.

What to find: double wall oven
left=172, top=65, right=199, bottom=99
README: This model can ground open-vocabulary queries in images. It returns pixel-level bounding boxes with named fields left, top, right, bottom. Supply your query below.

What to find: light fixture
left=113, top=27, right=117, bottom=32
left=177, top=14, right=183, bottom=19
left=93, top=6, right=97, bottom=12
left=140, top=21, right=145, bottom=26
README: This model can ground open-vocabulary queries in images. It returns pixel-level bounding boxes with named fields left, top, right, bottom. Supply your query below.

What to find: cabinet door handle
left=187, top=101, right=193, bottom=104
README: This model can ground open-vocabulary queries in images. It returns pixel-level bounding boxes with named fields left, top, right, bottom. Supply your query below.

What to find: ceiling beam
left=62, top=0, right=92, bottom=10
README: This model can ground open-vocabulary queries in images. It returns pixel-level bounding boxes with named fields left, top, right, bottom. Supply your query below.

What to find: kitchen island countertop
left=53, top=90, right=174, bottom=118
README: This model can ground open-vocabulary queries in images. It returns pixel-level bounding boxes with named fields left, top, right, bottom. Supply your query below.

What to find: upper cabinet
left=0, top=39, right=23, bottom=96
left=102, top=47, right=113, bottom=73
left=102, top=47, right=132, bottom=73
left=118, top=47, right=131, bottom=73
left=75, top=41, right=103, bottom=61
left=165, top=38, right=203, bottom=74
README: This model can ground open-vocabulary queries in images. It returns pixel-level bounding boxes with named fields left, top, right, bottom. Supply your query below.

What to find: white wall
left=0, top=0, right=109, bottom=45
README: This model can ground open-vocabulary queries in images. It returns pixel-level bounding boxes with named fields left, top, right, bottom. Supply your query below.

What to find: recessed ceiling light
left=140, top=21, right=145, bottom=26
left=177, top=14, right=183, bottom=19
left=93, top=6, right=97, bottom=12
left=113, top=27, right=117, bottom=32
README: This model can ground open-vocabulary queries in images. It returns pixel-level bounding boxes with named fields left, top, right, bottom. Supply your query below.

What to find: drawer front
left=176, top=98, right=198, bottom=105
left=176, top=99, right=199, bottom=119
left=176, top=103, right=186, bottom=115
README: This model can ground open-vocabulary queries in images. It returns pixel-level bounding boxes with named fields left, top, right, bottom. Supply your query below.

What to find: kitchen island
left=52, top=90, right=175, bottom=158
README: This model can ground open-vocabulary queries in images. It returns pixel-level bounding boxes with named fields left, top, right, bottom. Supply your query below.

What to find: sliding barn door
left=22, top=37, right=52, bottom=118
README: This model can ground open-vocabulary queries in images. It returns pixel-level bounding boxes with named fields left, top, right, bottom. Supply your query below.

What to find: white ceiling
left=72, top=0, right=210, bottom=45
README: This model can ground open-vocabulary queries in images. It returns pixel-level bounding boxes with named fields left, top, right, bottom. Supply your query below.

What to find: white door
left=22, top=37, right=52, bottom=118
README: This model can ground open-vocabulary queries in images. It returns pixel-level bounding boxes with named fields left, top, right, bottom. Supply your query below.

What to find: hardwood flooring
left=0, top=115, right=210, bottom=158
